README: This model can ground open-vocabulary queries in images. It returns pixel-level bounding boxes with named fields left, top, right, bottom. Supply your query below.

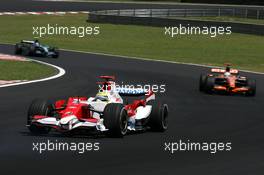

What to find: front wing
left=29, top=115, right=107, bottom=132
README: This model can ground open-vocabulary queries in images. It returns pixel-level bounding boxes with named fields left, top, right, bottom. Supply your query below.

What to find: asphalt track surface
left=1, top=0, right=264, bottom=12
left=1, top=44, right=264, bottom=174
left=1, top=0, right=264, bottom=174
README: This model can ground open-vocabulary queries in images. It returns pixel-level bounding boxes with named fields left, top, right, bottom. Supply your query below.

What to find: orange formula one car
left=199, top=65, right=256, bottom=96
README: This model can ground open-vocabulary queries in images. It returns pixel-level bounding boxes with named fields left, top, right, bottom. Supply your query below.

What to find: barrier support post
left=245, top=8, right=248, bottom=18
left=257, top=10, right=260, bottom=19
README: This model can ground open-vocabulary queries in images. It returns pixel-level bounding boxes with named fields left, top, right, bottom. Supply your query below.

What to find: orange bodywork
left=212, top=74, right=249, bottom=93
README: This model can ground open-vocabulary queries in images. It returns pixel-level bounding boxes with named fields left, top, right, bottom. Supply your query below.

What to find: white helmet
left=224, top=72, right=231, bottom=77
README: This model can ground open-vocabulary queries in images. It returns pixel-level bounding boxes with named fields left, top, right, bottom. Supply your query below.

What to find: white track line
left=0, top=57, right=66, bottom=88
left=0, top=42, right=262, bottom=89
left=61, top=48, right=264, bottom=75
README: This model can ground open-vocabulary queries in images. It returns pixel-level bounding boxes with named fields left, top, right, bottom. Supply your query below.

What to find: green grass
left=0, top=61, right=57, bottom=80
left=179, top=16, right=264, bottom=25
left=0, top=14, right=264, bottom=72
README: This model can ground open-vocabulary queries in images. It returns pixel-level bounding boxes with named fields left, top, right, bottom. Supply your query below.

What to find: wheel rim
left=119, top=108, right=128, bottom=135
left=161, top=105, right=169, bottom=129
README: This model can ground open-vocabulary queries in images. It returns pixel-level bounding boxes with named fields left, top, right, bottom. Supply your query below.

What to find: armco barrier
left=88, top=9, right=264, bottom=36
left=91, top=9, right=264, bottom=19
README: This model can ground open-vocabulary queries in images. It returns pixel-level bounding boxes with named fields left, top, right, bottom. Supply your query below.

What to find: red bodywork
left=33, top=97, right=98, bottom=124
left=33, top=91, right=153, bottom=124
left=54, top=97, right=98, bottom=123
left=32, top=75, right=155, bottom=125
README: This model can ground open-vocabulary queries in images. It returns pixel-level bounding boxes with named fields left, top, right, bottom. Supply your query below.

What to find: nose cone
left=60, top=115, right=77, bottom=125
left=227, top=77, right=236, bottom=88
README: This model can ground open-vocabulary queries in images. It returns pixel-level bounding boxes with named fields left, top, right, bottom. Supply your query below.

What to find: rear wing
left=211, top=68, right=239, bottom=74
left=97, top=75, right=116, bottom=91
left=99, top=75, right=115, bottom=81
left=117, top=88, right=146, bottom=96
left=118, top=88, right=155, bottom=102
left=21, top=40, right=34, bottom=44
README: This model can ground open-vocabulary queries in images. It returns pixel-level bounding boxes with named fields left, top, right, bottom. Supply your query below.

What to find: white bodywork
left=31, top=85, right=155, bottom=132
left=34, top=114, right=107, bottom=131
left=132, top=106, right=152, bottom=120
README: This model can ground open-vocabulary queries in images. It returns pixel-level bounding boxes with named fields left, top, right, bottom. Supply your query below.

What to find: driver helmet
left=95, top=91, right=109, bottom=102
left=224, top=65, right=231, bottom=77
left=224, top=72, right=231, bottom=77
left=225, top=66, right=231, bottom=72
left=34, top=39, right=40, bottom=46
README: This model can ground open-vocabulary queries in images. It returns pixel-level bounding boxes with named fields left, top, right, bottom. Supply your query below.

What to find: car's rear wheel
left=103, top=103, right=128, bottom=137
left=147, top=100, right=168, bottom=132
left=199, top=74, right=207, bottom=92
left=15, top=44, right=22, bottom=54
left=27, top=99, right=53, bottom=134
left=21, top=47, right=30, bottom=56
left=204, top=76, right=215, bottom=94
left=246, top=79, right=256, bottom=96
left=29, top=46, right=36, bottom=56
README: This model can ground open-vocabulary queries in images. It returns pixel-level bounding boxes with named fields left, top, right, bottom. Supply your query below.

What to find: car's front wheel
left=199, top=74, right=207, bottom=92
left=246, top=79, right=256, bottom=96
left=103, top=103, right=128, bottom=137
left=27, top=99, right=53, bottom=134
left=52, top=51, right=59, bottom=58
left=204, top=76, right=215, bottom=94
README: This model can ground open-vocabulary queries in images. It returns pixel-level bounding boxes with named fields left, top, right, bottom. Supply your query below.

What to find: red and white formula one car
left=27, top=76, right=168, bottom=137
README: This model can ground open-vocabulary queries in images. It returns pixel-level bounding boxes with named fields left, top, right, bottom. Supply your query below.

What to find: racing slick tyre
left=27, top=99, right=53, bottom=134
left=246, top=79, right=256, bottom=96
left=147, top=100, right=168, bottom=132
left=199, top=74, right=207, bottom=92
left=21, top=47, right=30, bottom=56
left=29, top=46, right=36, bottom=56
left=52, top=51, right=59, bottom=58
left=14, top=44, right=22, bottom=54
left=103, top=103, right=128, bottom=137
left=204, top=76, right=215, bottom=94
